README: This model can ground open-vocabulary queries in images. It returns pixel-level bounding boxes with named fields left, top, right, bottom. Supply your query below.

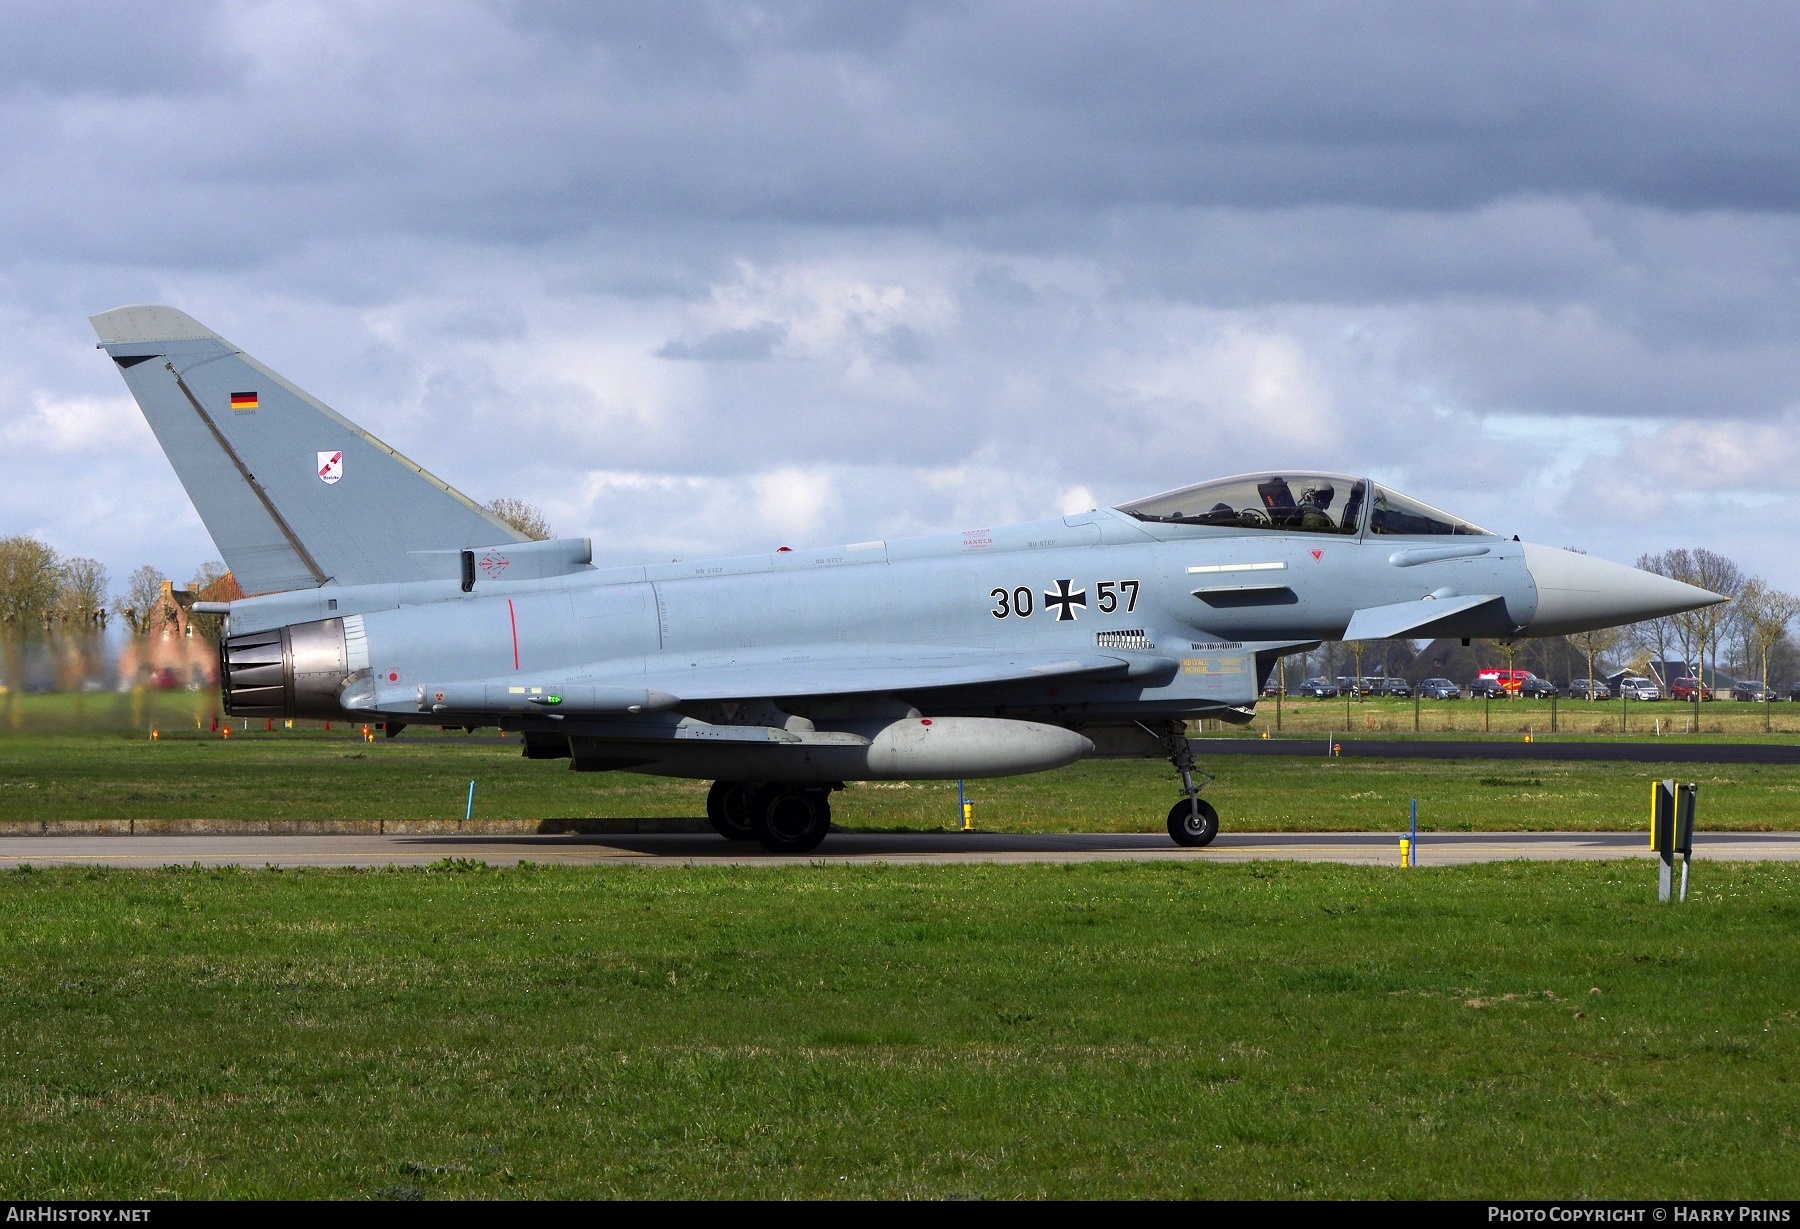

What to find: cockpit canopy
left=1117, top=473, right=1490, bottom=537
left=1366, top=484, right=1490, bottom=536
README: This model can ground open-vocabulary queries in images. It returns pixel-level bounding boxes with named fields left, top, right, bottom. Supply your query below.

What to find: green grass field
left=4, top=730, right=1800, bottom=831
left=1256, top=692, right=1800, bottom=736
left=0, top=860, right=1794, bottom=1199
left=9, top=685, right=1800, bottom=736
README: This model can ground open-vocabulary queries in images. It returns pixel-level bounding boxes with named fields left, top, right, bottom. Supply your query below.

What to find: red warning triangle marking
left=1310, top=549, right=1324, bottom=561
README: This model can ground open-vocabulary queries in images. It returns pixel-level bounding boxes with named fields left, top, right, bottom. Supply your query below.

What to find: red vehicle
left=1669, top=676, right=1714, bottom=701
left=1475, top=668, right=1533, bottom=695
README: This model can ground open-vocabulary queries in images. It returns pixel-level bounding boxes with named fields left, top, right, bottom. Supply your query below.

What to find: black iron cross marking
left=1044, top=579, right=1087, bottom=621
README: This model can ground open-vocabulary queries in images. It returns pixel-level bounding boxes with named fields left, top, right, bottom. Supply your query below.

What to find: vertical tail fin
left=92, top=305, right=525, bottom=594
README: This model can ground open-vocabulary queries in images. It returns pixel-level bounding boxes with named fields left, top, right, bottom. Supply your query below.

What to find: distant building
left=115, top=578, right=232, bottom=691
left=1412, top=639, right=1483, bottom=683
left=1647, top=658, right=1735, bottom=690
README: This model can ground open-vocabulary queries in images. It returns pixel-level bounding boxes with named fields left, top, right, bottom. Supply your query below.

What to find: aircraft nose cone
left=1522, top=543, right=1727, bottom=636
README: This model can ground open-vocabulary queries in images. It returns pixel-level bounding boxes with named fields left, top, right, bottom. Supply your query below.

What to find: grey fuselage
left=219, top=504, right=1533, bottom=769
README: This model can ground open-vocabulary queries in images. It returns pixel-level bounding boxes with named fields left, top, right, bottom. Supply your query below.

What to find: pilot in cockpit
left=1295, top=482, right=1337, bottom=530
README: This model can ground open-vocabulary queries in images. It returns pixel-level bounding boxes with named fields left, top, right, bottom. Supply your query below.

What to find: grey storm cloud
left=659, top=323, right=786, bottom=362
left=3, top=1, right=1800, bottom=586
left=12, top=2, right=1800, bottom=250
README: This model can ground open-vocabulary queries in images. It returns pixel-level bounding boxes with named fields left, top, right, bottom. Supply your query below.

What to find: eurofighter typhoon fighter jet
left=93, top=306, right=1726, bottom=852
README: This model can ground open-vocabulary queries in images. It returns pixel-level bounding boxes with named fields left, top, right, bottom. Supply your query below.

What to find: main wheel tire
left=751, top=787, right=832, bottom=854
left=1167, top=797, right=1219, bottom=848
left=705, top=780, right=757, bottom=841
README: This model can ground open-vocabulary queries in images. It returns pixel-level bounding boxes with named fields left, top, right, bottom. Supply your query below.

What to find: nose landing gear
left=1142, top=721, right=1219, bottom=847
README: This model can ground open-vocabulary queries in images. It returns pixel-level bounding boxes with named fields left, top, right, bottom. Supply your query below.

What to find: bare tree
left=1687, top=548, right=1743, bottom=689
left=56, top=557, right=109, bottom=625
left=1570, top=624, right=1622, bottom=693
left=1736, top=578, right=1800, bottom=688
left=484, top=498, right=553, bottom=541
left=0, top=536, right=63, bottom=628
left=113, top=565, right=164, bottom=634
left=1640, top=547, right=1741, bottom=728
left=1634, top=550, right=1722, bottom=679
left=189, top=561, right=230, bottom=593
left=1637, top=549, right=1694, bottom=680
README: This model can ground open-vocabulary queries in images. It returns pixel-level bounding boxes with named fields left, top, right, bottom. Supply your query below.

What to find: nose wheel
left=1141, top=720, right=1219, bottom=848
left=1167, top=797, right=1219, bottom=846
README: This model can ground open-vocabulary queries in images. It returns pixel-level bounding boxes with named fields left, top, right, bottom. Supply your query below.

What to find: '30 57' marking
left=990, top=579, right=1138, bottom=622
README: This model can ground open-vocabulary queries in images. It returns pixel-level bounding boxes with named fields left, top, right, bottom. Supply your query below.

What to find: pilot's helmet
left=1302, top=483, right=1336, bottom=509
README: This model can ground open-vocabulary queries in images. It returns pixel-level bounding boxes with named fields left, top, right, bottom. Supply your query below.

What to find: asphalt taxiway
left=0, top=830, right=1795, bottom=868
left=1197, top=738, right=1800, bottom=763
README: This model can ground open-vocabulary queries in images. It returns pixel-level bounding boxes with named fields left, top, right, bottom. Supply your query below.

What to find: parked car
left=1617, top=677, right=1661, bottom=701
left=1300, top=676, right=1339, bottom=699
left=1374, top=678, right=1412, bottom=698
left=1568, top=678, right=1611, bottom=700
left=1519, top=677, right=1559, bottom=699
left=1468, top=677, right=1506, bottom=698
left=1789, top=682, right=1800, bottom=703
left=1334, top=676, right=1368, bottom=697
left=1418, top=678, right=1461, bottom=699
left=1669, top=676, right=1714, bottom=702
left=1475, top=668, right=1533, bottom=694
left=1262, top=676, right=1285, bottom=697
left=1732, top=680, right=1775, bottom=702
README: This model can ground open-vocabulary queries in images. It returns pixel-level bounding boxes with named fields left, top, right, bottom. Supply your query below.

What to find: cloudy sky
left=5, top=1, right=1800, bottom=591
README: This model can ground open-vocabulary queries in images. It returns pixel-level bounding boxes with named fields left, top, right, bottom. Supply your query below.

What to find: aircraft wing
left=357, top=644, right=1151, bottom=716
left=1341, top=594, right=1506, bottom=641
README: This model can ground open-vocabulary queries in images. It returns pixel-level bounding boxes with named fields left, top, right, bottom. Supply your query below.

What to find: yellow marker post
left=1398, top=836, right=1413, bottom=867
left=1650, top=779, right=1676, bottom=900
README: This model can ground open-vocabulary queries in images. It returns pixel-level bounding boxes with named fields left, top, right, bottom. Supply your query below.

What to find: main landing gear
left=706, top=781, right=833, bottom=854
left=704, top=781, right=757, bottom=841
left=1143, top=721, right=1219, bottom=848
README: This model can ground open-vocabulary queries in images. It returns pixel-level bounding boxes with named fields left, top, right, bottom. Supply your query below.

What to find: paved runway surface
left=1, top=830, right=1795, bottom=868
left=1195, top=738, right=1800, bottom=763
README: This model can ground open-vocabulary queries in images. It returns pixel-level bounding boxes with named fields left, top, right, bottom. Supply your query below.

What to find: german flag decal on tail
left=229, top=391, right=258, bottom=412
